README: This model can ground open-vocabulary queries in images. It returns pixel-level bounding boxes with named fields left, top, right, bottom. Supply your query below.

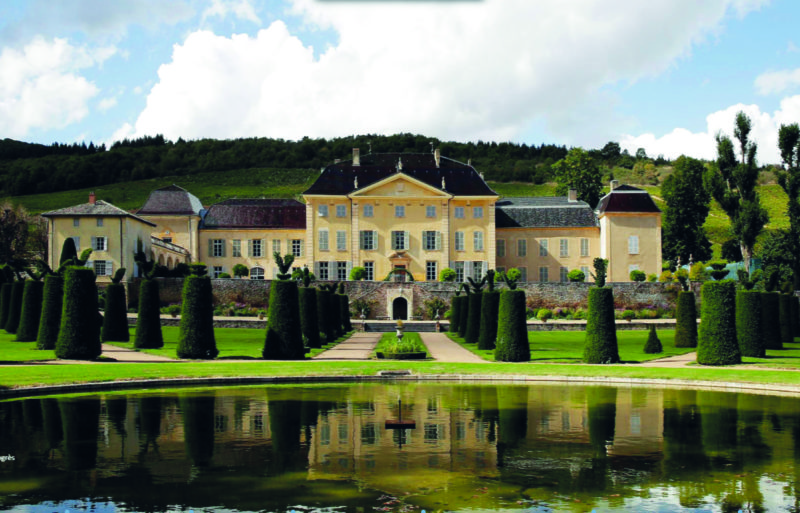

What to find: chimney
left=610, top=180, right=620, bottom=191
left=434, top=147, right=441, bottom=168
left=89, top=191, right=96, bottom=204
left=568, top=189, right=577, bottom=202
left=353, top=148, right=360, bottom=167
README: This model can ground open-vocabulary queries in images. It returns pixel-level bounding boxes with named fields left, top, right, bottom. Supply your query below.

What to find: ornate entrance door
left=392, top=297, right=408, bottom=320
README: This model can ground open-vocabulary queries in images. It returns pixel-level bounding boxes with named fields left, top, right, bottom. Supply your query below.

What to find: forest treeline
left=0, top=133, right=664, bottom=197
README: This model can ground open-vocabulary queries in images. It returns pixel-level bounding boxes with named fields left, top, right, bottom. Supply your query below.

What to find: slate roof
left=201, top=199, right=306, bottom=229
left=495, top=197, right=598, bottom=228
left=303, top=153, right=497, bottom=196
left=596, top=185, right=661, bottom=214
left=42, top=200, right=156, bottom=226
left=137, top=185, right=204, bottom=216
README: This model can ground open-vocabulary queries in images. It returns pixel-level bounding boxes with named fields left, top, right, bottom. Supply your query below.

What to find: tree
left=635, top=147, right=648, bottom=160
left=349, top=266, right=366, bottom=281
left=55, top=267, right=101, bottom=360
left=661, top=156, right=712, bottom=264
left=776, top=123, right=800, bottom=286
left=36, top=274, right=63, bottom=350
left=232, top=263, right=249, bottom=279
left=176, top=264, right=218, bottom=359
left=439, top=268, right=456, bottom=282
left=599, top=142, right=621, bottom=164
left=759, top=230, right=795, bottom=285
left=101, top=269, right=129, bottom=342
left=552, top=148, right=603, bottom=208
left=706, top=111, right=768, bottom=272
left=0, top=202, right=35, bottom=264
left=696, top=280, right=740, bottom=365
left=263, top=253, right=304, bottom=360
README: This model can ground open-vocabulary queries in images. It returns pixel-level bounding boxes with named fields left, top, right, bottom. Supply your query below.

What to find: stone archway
left=392, top=297, right=408, bottom=320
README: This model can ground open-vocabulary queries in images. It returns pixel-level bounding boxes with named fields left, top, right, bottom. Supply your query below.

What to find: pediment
left=349, top=173, right=451, bottom=199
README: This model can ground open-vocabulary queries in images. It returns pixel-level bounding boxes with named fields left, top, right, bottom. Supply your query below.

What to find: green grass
left=487, top=182, right=557, bottom=197
left=373, top=332, right=429, bottom=358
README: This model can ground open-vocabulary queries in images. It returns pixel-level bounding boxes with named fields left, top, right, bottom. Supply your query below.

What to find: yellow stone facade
left=496, top=227, right=601, bottom=283
left=200, top=228, right=308, bottom=279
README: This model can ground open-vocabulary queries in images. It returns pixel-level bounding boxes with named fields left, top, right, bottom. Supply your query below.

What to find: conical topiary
left=298, top=269, right=321, bottom=349
left=263, top=253, right=305, bottom=360
left=102, top=269, right=130, bottom=342
left=674, top=290, right=698, bottom=348
left=643, top=325, right=662, bottom=354
left=464, top=276, right=487, bottom=344
left=494, top=289, right=530, bottom=362
left=316, top=288, right=334, bottom=343
left=16, top=279, right=44, bottom=342
left=697, top=280, right=740, bottom=365
left=339, top=294, right=352, bottom=333
left=176, top=264, right=218, bottom=359
left=449, top=291, right=463, bottom=334
left=761, top=291, right=782, bottom=350
left=134, top=252, right=163, bottom=349
left=4, top=280, right=25, bottom=334
left=736, top=289, right=764, bottom=358
left=37, top=274, right=63, bottom=350
left=779, top=289, right=794, bottom=346
left=458, top=292, right=470, bottom=338
left=55, top=267, right=101, bottom=360
left=478, top=270, right=500, bottom=350
left=584, top=258, right=620, bottom=364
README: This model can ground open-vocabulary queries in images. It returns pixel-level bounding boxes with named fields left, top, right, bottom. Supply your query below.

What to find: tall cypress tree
left=583, top=258, right=620, bottom=364
left=15, top=272, right=45, bottom=342
left=297, top=268, right=321, bottom=349
left=102, top=269, right=130, bottom=342
left=55, top=266, right=101, bottom=360
left=134, top=252, right=163, bottom=349
left=263, top=253, right=304, bottom=360
left=37, top=274, right=63, bottom=350
left=776, top=123, right=800, bottom=287
left=661, top=156, right=712, bottom=264
left=177, top=264, right=218, bottom=359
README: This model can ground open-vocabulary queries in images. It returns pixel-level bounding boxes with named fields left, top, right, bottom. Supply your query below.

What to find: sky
left=2, top=0, right=800, bottom=164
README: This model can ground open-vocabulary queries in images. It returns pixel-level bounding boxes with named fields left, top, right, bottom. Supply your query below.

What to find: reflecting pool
left=1, top=383, right=800, bottom=512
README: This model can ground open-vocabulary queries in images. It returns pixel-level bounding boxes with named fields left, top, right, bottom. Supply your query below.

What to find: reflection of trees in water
left=477, top=387, right=499, bottom=444
left=59, top=397, right=101, bottom=471
left=496, top=386, right=528, bottom=468
left=268, top=389, right=305, bottom=474
left=105, top=396, right=127, bottom=439
left=574, top=387, right=616, bottom=494
left=138, top=396, right=161, bottom=458
left=662, top=389, right=708, bottom=507
left=180, top=394, right=215, bottom=467
left=41, top=398, right=63, bottom=452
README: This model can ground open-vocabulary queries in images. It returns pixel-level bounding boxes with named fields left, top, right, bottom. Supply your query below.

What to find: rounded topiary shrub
left=761, top=291, right=781, bottom=350
left=449, top=296, right=463, bottom=334
left=465, top=292, right=482, bottom=344
left=494, top=289, right=529, bottom=362
left=102, top=283, right=130, bottom=342
left=55, top=267, right=101, bottom=360
left=316, top=289, right=335, bottom=343
left=736, top=289, right=764, bottom=358
left=37, top=275, right=64, bottom=350
left=697, top=280, right=740, bottom=366
left=583, top=287, right=620, bottom=364
left=340, top=294, right=352, bottom=332
left=643, top=325, right=663, bottom=354
left=478, top=290, right=500, bottom=350
left=177, top=274, right=218, bottom=359
left=263, top=279, right=305, bottom=360
left=674, top=291, right=698, bottom=348
left=135, top=279, right=163, bottom=349
left=458, top=294, right=470, bottom=338
left=4, top=280, right=25, bottom=334
left=298, top=287, right=320, bottom=349
left=15, top=280, right=44, bottom=342
left=780, top=294, right=794, bottom=346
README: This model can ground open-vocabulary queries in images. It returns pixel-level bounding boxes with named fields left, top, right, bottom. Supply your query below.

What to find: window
left=336, top=205, right=346, bottom=218
left=318, top=205, right=329, bottom=217
left=162, top=237, right=172, bottom=244
left=360, top=230, right=377, bottom=250
left=473, top=206, right=484, bottom=218
left=71, top=236, right=80, bottom=249
left=91, top=236, right=107, bottom=251
left=519, top=267, right=527, bottom=282
left=560, top=239, right=569, bottom=257
left=96, top=218, right=103, bottom=227
left=392, top=231, right=409, bottom=250
left=539, top=266, right=549, bottom=282
left=539, top=239, right=549, bottom=257
left=73, top=218, right=80, bottom=227
left=455, top=231, right=465, bottom=251
left=337, top=262, right=348, bottom=281
left=628, top=235, right=639, bottom=254
left=629, top=264, right=640, bottom=274
left=291, top=239, right=303, bottom=257
left=213, top=266, right=224, bottom=278
left=560, top=266, right=568, bottom=282
left=250, top=267, right=265, bottom=280
left=318, top=262, right=329, bottom=280
left=363, top=204, right=374, bottom=217
left=454, top=206, right=465, bottom=219
left=472, top=261, right=484, bottom=280
left=426, top=206, right=437, bottom=218
left=581, top=238, right=590, bottom=257
left=364, top=261, right=374, bottom=281
left=474, top=231, right=484, bottom=251
left=455, top=261, right=465, bottom=282
left=249, top=239, right=263, bottom=258
left=93, top=260, right=112, bottom=276
left=395, top=205, right=405, bottom=218
left=426, top=261, right=438, bottom=281
left=232, top=239, right=241, bottom=257
left=423, top=231, right=441, bottom=251
left=318, top=230, right=329, bottom=251
left=336, top=230, right=347, bottom=251
left=497, top=239, right=506, bottom=258
left=517, top=239, right=527, bottom=257
left=272, top=239, right=281, bottom=255
left=211, top=239, right=225, bottom=257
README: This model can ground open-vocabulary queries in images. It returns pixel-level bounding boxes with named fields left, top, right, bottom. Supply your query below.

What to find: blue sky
left=2, top=0, right=800, bottom=163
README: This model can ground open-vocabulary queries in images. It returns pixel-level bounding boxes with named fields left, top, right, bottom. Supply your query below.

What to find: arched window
left=250, top=267, right=265, bottom=280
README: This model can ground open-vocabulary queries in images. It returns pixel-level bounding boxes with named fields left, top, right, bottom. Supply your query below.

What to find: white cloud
left=0, top=37, right=115, bottom=138
left=122, top=0, right=768, bottom=145
left=202, top=0, right=261, bottom=25
left=620, top=97, right=800, bottom=164
left=97, top=96, right=118, bottom=112
left=755, top=68, right=800, bottom=95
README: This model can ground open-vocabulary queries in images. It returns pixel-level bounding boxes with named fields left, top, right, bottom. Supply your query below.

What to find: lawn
left=373, top=332, right=430, bottom=359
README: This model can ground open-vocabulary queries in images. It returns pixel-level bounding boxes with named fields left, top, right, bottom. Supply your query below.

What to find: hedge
left=494, top=289, right=530, bottom=362
left=4, top=280, right=25, bottom=334
left=15, top=280, right=44, bottom=342
left=465, top=293, right=482, bottom=344
left=0, top=277, right=8, bottom=329
left=329, top=291, right=343, bottom=337
left=135, top=279, right=164, bottom=349
left=457, top=293, right=470, bottom=338
left=478, top=290, right=500, bottom=350
left=102, top=283, right=130, bottom=342
left=55, top=267, right=101, bottom=360
left=583, top=287, right=620, bottom=364
left=779, top=294, right=794, bottom=347
left=36, top=275, right=63, bottom=350
left=643, top=325, right=662, bottom=354
left=176, top=275, right=218, bottom=359
left=761, top=291, right=782, bottom=350
left=793, top=296, right=800, bottom=339
left=263, top=279, right=305, bottom=360
left=674, top=291, right=697, bottom=348
left=316, top=289, right=335, bottom=343
left=736, top=289, right=764, bottom=358
left=449, top=296, right=463, bottom=333
left=697, top=280, right=740, bottom=365
left=340, top=294, right=353, bottom=332
left=298, top=287, right=321, bottom=349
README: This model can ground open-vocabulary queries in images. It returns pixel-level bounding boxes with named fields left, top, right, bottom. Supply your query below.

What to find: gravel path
left=418, top=332, right=488, bottom=363
left=312, top=333, right=381, bottom=360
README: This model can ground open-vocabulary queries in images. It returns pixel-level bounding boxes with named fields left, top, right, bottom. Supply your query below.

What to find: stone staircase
left=361, top=321, right=447, bottom=333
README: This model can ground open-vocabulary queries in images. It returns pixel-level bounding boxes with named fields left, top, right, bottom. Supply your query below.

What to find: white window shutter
left=404, top=231, right=410, bottom=250
left=313, top=262, right=320, bottom=276
left=208, top=239, right=214, bottom=257
left=435, top=232, right=442, bottom=250
left=262, top=239, right=267, bottom=257
left=106, top=261, right=114, bottom=276
left=346, top=261, right=352, bottom=280
left=103, top=236, right=109, bottom=251
left=464, top=261, right=473, bottom=279
left=359, top=231, right=365, bottom=249
left=72, top=236, right=80, bottom=250
left=247, top=239, right=253, bottom=257
left=300, top=240, right=305, bottom=257
left=85, top=259, right=93, bottom=269
left=373, top=231, right=378, bottom=250
left=273, top=267, right=279, bottom=279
